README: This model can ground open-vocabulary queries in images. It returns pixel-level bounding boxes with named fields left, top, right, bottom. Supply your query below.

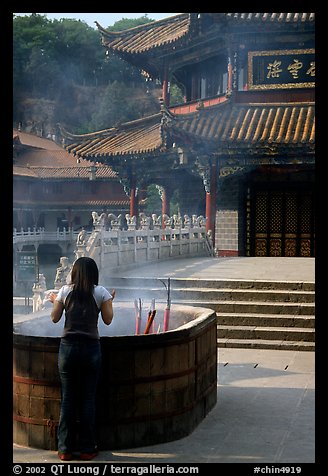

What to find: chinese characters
left=249, top=49, right=315, bottom=90
left=267, top=58, right=315, bottom=79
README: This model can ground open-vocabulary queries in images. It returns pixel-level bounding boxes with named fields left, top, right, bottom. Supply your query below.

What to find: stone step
left=217, top=338, right=315, bottom=351
left=103, top=276, right=315, bottom=351
left=174, top=299, right=315, bottom=316
left=217, top=312, right=315, bottom=328
left=105, top=276, right=315, bottom=292
left=112, top=286, right=314, bottom=303
left=173, top=279, right=315, bottom=292
left=217, top=325, right=315, bottom=342
left=172, top=288, right=314, bottom=303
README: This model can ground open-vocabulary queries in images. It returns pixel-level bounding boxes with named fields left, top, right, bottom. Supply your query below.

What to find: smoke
left=13, top=302, right=201, bottom=337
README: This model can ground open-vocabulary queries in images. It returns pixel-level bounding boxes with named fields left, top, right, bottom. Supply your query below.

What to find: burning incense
left=163, top=278, right=171, bottom=331
left=134, top=298, right=142, bottom=334
left=144, top=310, right=156, bottom=334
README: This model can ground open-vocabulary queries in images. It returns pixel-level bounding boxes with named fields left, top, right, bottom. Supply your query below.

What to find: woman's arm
left=101, top=289, right=115, bottom=325
left=51, top=300, right=64, bottom=323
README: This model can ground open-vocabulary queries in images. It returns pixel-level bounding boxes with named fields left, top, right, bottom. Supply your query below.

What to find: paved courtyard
left=13, top=257, right=316, bottom=465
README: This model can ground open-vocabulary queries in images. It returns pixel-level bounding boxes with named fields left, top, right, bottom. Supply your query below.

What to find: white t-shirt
left=56, top=284, right=112, bottom=309
left=55, top=284, right=113, bottom=339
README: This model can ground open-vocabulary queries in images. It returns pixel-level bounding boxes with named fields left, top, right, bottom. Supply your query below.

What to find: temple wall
left=215, top=175, right=244, bottom=257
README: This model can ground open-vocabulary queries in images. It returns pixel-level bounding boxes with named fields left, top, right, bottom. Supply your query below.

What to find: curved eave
left=64, top=114, right=166, bottom=160
left=96, top=13, right=191, bottom=55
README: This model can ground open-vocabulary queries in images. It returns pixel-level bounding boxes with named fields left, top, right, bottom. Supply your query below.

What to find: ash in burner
left=13, top=303, right=201, bottom=338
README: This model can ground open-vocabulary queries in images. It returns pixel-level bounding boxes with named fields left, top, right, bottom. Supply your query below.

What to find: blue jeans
left=57, top=337, right=101, bottom=453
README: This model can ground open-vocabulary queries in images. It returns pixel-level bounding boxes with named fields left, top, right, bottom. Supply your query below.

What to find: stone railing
left=13, top=227, right=83, bottom=245
left=75, top=212, right=213, bottom=280
left=27, top=213, right=214, bottom=311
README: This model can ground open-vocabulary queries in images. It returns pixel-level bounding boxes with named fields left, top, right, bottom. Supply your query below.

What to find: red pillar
left=205, top=162, right=217, bottom=246
left=210, top=161, right=217, bottom=246
left=161, top=187, right=171, bottom=230
left=206, top=192, right=212, bottom=234
left=161, top=187, right=170, bottom=217
left=129, top=176, right=139, bottom=218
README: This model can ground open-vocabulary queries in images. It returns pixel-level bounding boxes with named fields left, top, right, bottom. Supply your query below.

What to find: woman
left=50, top=257, right=115, bottom=461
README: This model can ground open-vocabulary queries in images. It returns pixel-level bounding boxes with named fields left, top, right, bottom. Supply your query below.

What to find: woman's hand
left=49, top=292, right=57, bottom=303
left=111, top=289, right=116, bottom=300
left=44, top=290, right=58, bottom=303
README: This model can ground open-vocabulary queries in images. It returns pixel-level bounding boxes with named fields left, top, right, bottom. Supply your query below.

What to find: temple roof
left=13, top=163, right=117, bottom=180
left=63, top=113, right=165, bottom=160
left=13, top=130, right=119, bottom=179
left=61, top=13, right=315, bottom=171
left=97, top=12, right=315, bottom=57
left=62, top=96, right=315, bottom=161
left=13, top=129, right=63, bottom=150
left=95, top=14, right=191, bottom=54
left=13, top=130, right=129, bottom=210
left=169, top=100, right=315, bottom=151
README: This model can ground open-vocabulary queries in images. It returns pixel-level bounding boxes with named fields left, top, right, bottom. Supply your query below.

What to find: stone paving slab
left=112, top=257, right=315, bottom=282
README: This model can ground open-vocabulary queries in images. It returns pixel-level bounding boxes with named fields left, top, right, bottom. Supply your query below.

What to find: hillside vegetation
left=13, top=14, right=167, bottom=137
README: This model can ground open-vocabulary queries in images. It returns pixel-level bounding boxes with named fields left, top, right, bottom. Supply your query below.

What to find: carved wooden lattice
left=252, top=188, right=314, bottom=257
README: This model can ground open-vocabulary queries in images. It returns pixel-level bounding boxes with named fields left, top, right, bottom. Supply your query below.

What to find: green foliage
left=169, top=189, right=181, bottom=215
left=90, top=81, right=140, bottom=130
left=169, top=84, right=184, bottom=105
left=13, top=13, right=161, bottom=133
left=144, top=184, right=162, bottom=215
left=12, top=13, right=195, bottom=219
left=143, top=185, right=181, bottom=216
left=106, top=15, right=154, bottom=31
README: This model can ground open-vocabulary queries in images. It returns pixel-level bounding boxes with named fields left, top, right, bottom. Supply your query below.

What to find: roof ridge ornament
left=159, top=98, right=175, bottom=121
left=58, top=123, right=118, bottom=141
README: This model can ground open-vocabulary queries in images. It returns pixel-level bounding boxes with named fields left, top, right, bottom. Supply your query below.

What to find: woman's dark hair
left=69, top=257, right=99, bottom=301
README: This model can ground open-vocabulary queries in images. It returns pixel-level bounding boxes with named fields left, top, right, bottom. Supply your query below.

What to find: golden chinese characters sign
left=248, top=49, right=315, bottom=90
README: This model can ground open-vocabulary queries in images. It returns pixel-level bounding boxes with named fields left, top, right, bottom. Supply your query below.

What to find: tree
left=106, top=15, right=153, bottom=32
left=13, top=14, right=58, bottom=96
left=90, top=81, right=143, bottom=130
left=13, top=13, right=161, bottom=133
left=144, top=185, right=162, bottom=215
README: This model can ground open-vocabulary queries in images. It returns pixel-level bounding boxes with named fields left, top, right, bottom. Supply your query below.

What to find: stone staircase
left=104, top=276, right=315, bottom=351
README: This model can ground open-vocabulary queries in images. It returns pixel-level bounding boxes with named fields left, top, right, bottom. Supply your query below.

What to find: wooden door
left=251, top=188, right=314, bottom=257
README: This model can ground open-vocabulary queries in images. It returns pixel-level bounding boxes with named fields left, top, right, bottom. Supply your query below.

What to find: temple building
left=62, top=12, right=315, bottom=257
left=13, top=129, right=129, bottom=232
